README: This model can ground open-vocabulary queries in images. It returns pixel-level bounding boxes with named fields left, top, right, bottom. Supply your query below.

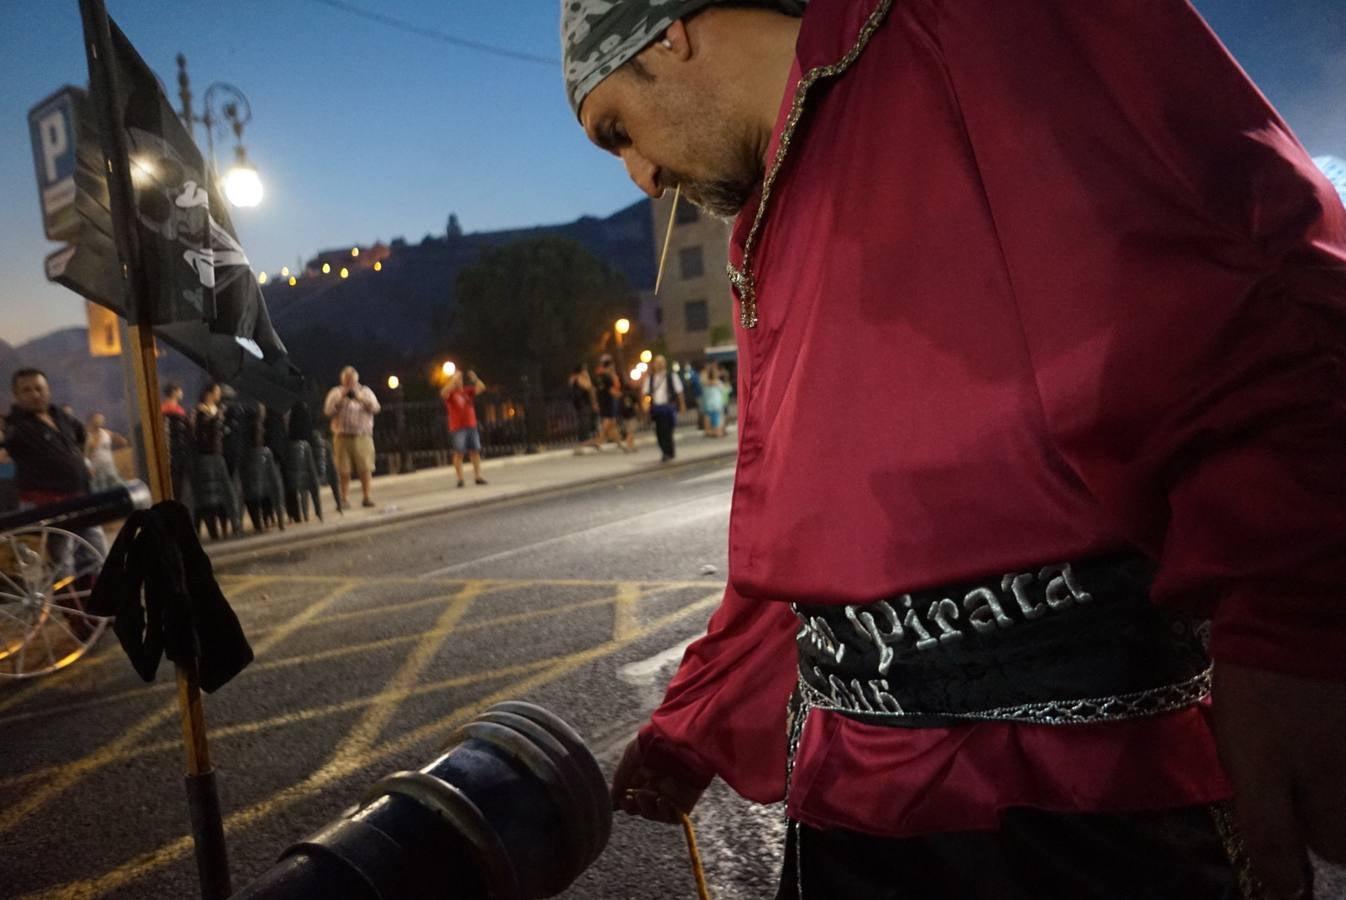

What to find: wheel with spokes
left=0, top=526, right=109, bottom=679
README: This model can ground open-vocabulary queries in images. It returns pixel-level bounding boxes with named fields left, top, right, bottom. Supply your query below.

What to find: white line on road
left=617, top=636, right=697, bottom=685
left=415, top=492, right=729, bottom=578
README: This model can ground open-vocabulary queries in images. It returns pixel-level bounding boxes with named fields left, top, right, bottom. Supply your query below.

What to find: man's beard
left=662, top=150, right=763, bottom=221
left=674, top=175, right=757, bottom=221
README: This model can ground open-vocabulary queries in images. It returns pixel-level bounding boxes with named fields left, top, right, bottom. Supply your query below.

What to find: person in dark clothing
left=592, top=355, right=626, bottom=451
left=193, top=384, right=224, bottom=456
left=569, top=364, right=602, bottom=454
left=162, top=383, right=192, bottom=501
left=641, top=356, right=685, bottom=462
left=5, top=369, right=92, bottom=503
left=2, top=368, right=107, bottom=563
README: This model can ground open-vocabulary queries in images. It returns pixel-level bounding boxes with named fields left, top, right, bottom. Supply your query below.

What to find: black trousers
left=652, top=406, right=677, bottom=459
left=776, top=805, right=1248, bottom=900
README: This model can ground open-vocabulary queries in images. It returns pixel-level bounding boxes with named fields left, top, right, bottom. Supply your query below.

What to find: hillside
left=263, top=201, right=653, bottom=384
left=2, top=201, right=656, bottom=430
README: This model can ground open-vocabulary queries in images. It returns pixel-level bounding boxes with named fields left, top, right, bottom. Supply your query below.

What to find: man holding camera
left=441, top=370, right=487, bottom=488
left=323, top=366, right=381, bottom=509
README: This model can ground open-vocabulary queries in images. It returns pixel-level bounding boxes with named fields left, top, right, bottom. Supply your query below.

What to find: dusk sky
left=2, top=1, right=1343, bottom=345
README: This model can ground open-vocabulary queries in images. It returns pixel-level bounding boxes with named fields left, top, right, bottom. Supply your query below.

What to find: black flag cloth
left=98, top=20, right=302, bottom=406
left=89, top=501, right=253, bottom=693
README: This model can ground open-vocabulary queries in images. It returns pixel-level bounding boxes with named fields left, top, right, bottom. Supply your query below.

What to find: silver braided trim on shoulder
left=798, top=667, right=1212, bottom=726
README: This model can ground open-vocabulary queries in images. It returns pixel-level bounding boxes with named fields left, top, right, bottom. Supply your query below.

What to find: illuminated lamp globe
left=614, top=318, right=631, bottom=336
left=639, top=349, right=653, bottom=364
left=223, top=161, right=264, bottom=208
left=629, top=367, right=643, bottom=381
left=441, top=361, right=457, bottom=379
left=387, top=375, right=400, bottom=390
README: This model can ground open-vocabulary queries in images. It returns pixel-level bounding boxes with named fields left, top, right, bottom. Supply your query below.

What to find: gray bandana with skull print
left=561, top=0, right=807, bottom=117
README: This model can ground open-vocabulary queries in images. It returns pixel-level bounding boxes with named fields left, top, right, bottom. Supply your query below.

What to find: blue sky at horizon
left=1, top=0, right=1343, bottom=346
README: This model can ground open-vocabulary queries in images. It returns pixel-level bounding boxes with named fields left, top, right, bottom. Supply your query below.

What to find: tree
left=452, top=237, right=635, bottom=450
left=453, top=236, right=634, bottom=390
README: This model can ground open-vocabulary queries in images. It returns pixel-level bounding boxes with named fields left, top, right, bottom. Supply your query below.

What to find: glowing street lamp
left=223, top=156, right=263, bottom=208
left=614, top=318, right=631, bottom=336
left=322, top=262, right=331, bottom=274
left=175, top=56, right=265, bottom=208
left=288, top=276, right=297, bottom=287
left=629, top=367, right=643, bottom=382
left=373, top=261, right=383, bottom=272
left=639, top=349, right=652, bottom=364
left=257, top=271, right=268, bottom=285
left=351, top=247, right=360, bottom=257
left=386, top=375, right=400, bottom=390
left=281, top=266, right=290, bottom=277
left=441, top=360, right=457, bottom=379
left=339, top=267, right=349, bottom=279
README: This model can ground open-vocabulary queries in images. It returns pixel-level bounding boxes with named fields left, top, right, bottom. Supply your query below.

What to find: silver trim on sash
left=796, top=667, right=1212, bottom=725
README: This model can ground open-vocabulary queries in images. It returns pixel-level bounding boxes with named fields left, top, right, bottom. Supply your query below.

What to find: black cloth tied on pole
left=89, top=500, right=252, bottom=692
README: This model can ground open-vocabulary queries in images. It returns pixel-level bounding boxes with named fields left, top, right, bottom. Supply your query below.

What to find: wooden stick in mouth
left=654, top=184, right=681, bottom=296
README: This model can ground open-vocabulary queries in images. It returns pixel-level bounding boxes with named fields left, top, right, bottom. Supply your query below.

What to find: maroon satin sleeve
left=639, top=582, right=801, bottom=803
left=938, top=0, right=1346, bottom=677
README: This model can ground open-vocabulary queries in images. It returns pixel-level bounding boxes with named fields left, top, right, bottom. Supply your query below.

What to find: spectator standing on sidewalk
left=161, top=382, right=192, bottom=501
left=441, top=370, right=488, bottom=488
left=83, top=412, right=127, bottom=491
left=569, top=364, right=603, bottom=454
left=642, top=356, right=684, bottom=462
left=700, top=367, right=728, bottom=438
left=2, top=369, right=106, bottom=558
left=593, top=355, right=626, bottom=450
left=323, top=366, right=381, bottom=508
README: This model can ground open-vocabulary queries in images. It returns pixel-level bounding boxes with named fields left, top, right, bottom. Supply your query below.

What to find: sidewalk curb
left=209, top=440, right=737, bottom=566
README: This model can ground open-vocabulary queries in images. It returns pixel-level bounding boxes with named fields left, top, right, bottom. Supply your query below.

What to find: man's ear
left=661, top=19, right=693, bottom=61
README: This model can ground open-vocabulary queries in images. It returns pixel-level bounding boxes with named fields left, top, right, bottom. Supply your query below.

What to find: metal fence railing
left=372, top=390, right=730, bottom=474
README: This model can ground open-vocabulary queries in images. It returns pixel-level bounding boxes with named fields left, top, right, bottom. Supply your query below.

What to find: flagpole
left=77, top=2, right=231, bottom=897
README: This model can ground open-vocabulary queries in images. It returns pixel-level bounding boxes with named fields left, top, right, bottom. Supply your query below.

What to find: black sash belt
left=793, top=553, right=1210, bottom=728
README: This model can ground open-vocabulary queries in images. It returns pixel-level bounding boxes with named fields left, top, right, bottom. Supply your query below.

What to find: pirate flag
left=101, top=19, right=301, bottom=406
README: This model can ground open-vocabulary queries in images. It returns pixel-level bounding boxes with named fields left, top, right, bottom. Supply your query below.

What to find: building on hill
left=647, top=193, right=735, bottom=363
left=304, top=242, right=391, bottom=278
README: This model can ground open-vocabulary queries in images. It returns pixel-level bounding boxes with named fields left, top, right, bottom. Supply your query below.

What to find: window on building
left=676, top=201, right=700, bottom=225
left=685, top=299, right=709, bottom=332
left=679, top=245, right=705, bottom=280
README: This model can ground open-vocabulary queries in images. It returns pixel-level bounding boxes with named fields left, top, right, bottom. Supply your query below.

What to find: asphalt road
left=0, top=456, right=784, bottom=900
left=5, top=456, right=1341, bottom=899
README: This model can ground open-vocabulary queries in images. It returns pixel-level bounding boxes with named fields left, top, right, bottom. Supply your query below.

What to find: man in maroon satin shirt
left=564, top=1, right=1346, bottom=897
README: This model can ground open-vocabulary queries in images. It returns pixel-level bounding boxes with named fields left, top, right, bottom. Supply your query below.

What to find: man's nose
left=620, top=149, right=663, bottom=199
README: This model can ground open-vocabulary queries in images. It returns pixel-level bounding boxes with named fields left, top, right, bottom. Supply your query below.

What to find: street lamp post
left=613, top=317, right=631, bottom=371
left=387, top=375, right=412, bottom=474
left=176, top=54, right=263, bottom=207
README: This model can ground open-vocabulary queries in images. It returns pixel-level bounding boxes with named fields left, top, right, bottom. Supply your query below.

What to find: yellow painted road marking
left=613, top=581, right=641, bottom=641
left=0, top=577, right=275, bottom=716
left=328, top=581, right=481, bottom=763
left=23, top=592, right=723, bottom=900
left=0, top=584, right=709, bottom=729
left=0, top=580, right=358, bottom=835
left=0, top=656, right=560, bottom=794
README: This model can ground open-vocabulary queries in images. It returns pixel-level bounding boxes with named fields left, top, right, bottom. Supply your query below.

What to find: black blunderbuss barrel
left=231, top=702, right=612, bottom=900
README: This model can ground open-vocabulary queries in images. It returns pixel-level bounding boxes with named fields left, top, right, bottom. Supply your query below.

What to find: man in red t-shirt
left=441, top=371, right=487, bottom=488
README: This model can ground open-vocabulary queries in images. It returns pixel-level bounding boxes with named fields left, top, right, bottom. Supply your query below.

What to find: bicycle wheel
left=0, top=526, right=109, bottom=679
